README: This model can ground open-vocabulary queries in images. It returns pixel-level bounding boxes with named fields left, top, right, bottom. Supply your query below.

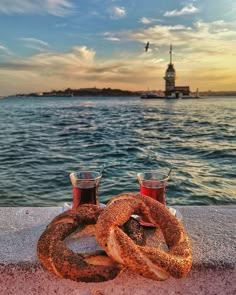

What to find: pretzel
left=95, top=193, right=192, bottom=281
left=37, top=204, right=146, bottom=282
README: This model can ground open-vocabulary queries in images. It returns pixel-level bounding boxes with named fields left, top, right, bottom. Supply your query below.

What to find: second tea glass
left=137, top=169, right=170, bottom=206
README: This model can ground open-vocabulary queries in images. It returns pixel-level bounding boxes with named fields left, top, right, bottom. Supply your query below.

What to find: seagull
left=145, top=41, right=149, bottom=52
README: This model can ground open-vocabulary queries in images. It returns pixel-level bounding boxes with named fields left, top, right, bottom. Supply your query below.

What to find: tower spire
left=169, top=43, right=172, bottom=64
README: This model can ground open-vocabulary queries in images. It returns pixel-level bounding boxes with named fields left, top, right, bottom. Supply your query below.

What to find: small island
left=15, top=87, right=141, bottom=98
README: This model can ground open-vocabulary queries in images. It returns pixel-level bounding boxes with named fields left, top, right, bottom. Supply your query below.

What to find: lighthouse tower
left=164, top=44, right=176, bottom=96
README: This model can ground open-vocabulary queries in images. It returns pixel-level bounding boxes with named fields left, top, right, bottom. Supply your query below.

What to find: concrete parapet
left=0, top=206, right=235, bottom=295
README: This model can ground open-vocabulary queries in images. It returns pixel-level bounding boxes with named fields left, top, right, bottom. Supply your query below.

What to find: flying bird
left=145, top=41, right=149, bottom=52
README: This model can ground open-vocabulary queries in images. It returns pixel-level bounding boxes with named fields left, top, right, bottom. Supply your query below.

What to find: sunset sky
left=0, top=0, right=235, bottom=96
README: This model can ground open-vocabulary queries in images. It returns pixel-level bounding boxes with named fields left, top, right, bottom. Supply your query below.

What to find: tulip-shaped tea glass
left=137, top=169, right=170, bottom=206
left=69, top=171, right=102, bottom=209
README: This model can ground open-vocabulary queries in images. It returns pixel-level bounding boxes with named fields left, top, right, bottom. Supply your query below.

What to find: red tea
left=72, top=185, right=97, bottom=209
left=140, top=185, right=166, bottom=205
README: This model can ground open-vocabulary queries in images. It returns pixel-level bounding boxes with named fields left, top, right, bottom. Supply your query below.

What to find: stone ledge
left=0, top=206, right=235, bottom=295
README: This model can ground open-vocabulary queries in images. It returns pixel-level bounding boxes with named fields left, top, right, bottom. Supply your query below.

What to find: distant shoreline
left=3, top=87, right=236, bottom=98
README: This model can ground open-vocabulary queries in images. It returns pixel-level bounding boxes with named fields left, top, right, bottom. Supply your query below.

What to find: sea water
left=0, top=96, right=235, bottom=207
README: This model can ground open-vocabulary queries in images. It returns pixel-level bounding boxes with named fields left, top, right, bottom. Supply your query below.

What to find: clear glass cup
left=137, top=169, right=169, bottom=206
left=69, top=171, right=102, bottom=209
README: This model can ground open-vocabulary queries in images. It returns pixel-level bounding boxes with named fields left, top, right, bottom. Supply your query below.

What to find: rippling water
left=0, top=96, right=235, bottom=206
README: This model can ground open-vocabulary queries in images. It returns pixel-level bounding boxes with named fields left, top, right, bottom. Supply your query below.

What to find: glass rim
left=137, top=170, right=169, bottom=182
left=70, top=170, right=102, bottom=181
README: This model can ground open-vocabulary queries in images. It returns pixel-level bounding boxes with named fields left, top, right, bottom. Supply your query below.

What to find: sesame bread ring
left=37, top=204, right=123, bottom=282
left=95, top=193, right=192, bottom=281
left=37, top=204, right=146, bottom=282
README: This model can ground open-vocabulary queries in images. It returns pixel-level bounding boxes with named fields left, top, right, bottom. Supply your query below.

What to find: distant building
left=163, top=44, right=190, bottom=98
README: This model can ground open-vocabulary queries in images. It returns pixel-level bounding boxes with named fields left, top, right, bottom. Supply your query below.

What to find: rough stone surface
left=0, top=206, right=235, bottom=295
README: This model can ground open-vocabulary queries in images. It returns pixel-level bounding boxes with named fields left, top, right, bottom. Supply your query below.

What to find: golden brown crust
left=37, top=204, right=122, bottom=282
left=96, top=193, right=192, bottom=281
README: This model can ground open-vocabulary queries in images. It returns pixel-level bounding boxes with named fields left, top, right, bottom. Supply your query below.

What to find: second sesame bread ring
left=95, top=193, right=192, bottom=281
